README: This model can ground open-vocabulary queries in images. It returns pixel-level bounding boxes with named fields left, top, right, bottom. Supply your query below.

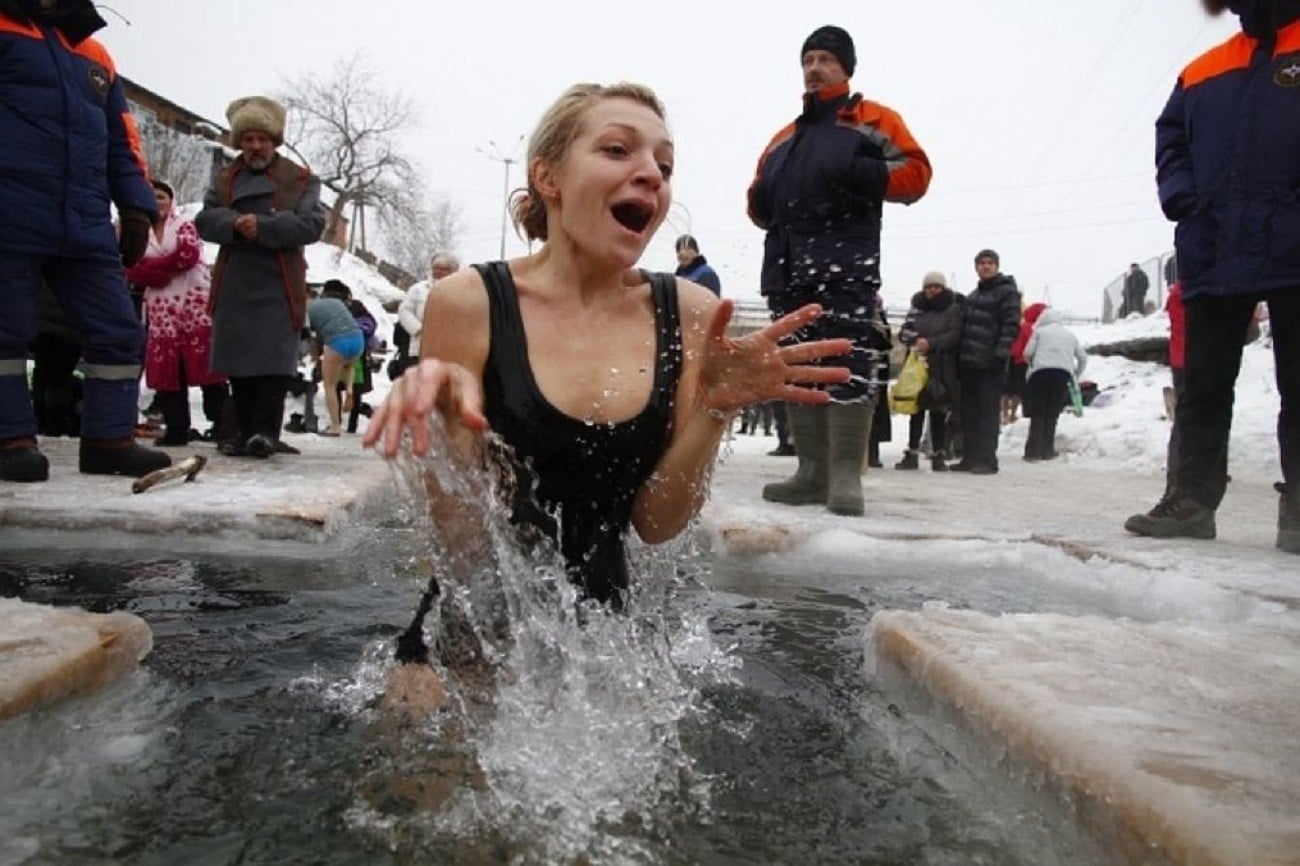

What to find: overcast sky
left=100, top=0, right=1237, bottom=316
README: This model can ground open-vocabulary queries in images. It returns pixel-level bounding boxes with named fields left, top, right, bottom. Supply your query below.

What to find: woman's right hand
left=362, top=358, right=489, bottom=458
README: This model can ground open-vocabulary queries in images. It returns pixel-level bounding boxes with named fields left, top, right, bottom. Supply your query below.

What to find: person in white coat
left=397, top=252, right=459, bottom=363
left=1022, top=308, right=1086, bottom=461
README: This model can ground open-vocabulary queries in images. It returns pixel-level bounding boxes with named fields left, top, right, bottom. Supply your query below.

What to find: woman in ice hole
left=363, top=82, right=851, bottom=704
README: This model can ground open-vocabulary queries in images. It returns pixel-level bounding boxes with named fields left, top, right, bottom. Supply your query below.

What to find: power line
left=1014, top=0, right=1146, bottom=205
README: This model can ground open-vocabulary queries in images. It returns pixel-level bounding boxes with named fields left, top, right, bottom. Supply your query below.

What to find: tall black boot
left=201, top=384, right=228, bottom=426
left=154, top=390, right=191, bottom=446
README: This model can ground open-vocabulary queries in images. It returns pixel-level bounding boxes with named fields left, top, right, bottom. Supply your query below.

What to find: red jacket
left=1166, top=282, right=1185, bottom=370
left=1010, top=303, right=1048, bottom=365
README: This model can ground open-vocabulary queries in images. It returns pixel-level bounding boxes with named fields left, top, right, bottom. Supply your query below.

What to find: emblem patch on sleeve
left=88, top=64, right=110, bottom=96
left=1275, top=55, right=1300, bottom=88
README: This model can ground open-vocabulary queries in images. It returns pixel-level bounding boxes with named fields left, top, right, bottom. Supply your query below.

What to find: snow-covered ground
left=1005, top=312, right=1280, bottom=482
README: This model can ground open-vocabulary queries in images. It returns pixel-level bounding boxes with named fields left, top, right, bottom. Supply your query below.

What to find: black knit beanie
left=801, top=25, right=856, bottom=77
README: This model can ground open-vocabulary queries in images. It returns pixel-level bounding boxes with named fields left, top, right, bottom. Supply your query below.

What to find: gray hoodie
left=1025, top=309, right=1086, bottom=379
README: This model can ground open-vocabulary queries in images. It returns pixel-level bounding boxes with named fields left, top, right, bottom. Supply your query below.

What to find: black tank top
left=475, top=262, right=682, bottom=607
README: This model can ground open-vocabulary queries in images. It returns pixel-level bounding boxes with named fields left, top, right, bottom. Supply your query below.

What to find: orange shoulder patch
left=1182, top=32, right=1255, bottom=89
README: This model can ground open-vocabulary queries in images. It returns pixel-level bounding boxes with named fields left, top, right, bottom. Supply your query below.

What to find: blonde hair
left=509, top=82, right=667, bottom=243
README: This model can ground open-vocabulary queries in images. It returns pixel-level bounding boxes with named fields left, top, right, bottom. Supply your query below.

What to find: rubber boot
left=80, top=437, right=172, bottom=478
left=762, top=404, right=828, bottom=505
left=827, top=402, right=873, bottom=516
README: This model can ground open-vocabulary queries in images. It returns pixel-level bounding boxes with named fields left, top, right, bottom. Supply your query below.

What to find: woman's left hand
left=698, top=301, right=852, bottom=413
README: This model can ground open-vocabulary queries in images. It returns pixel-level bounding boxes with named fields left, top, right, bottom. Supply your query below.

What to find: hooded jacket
left=748, top=82, right=931, bottom=297
left=1156, top=0, right=1300, bottom=298
left=0, top=0, right=157, bottom=258
left=1025, top=309, right=1087, bottom=380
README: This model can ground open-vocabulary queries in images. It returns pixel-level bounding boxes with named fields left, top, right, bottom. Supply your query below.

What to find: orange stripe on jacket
left=1182, top=33, right=1255, bottom=89
left=846, top=100, right=932, bottom=205
left=0, top=14, right=41, bottom=37
left=71, top=35, right=116, bottom=72
left=1277, top=19, right=1300, bottom=54
left=1181, top=21, right=1300, bottom=90
left=72, top=37, right=152, bottom=181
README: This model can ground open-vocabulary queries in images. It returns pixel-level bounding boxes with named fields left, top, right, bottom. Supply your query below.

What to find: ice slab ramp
left=0, top=438, right=395, bottom=545
left=869, top=609, right=1300, bottom=866
left=0, top=598, right=152, bottom=721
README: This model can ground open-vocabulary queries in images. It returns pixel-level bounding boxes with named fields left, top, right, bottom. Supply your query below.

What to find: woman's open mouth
left=611, top=201, right=654, bottom=235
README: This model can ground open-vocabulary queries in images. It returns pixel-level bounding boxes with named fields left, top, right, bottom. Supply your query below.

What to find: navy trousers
left=0, top=252, right=143, bottom=440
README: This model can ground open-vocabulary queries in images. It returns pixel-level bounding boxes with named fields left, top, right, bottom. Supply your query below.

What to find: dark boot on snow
left=1124, top=489, right=1216, bottom=540
left=0, top=437, right=49, bottom=483
left=80, top=438, right=172, bottom=478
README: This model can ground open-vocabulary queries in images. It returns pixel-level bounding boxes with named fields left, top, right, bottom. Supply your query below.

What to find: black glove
left=118, top=208, right=153, bottom=267
left=1162, top=192, right=1198, bottom=222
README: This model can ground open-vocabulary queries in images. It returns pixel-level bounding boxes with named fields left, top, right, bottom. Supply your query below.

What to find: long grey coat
left=195, top=156, right=326, bottom=377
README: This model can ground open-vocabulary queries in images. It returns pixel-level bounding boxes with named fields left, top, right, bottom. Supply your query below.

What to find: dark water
left=0, top=531, right=1106, bottom=866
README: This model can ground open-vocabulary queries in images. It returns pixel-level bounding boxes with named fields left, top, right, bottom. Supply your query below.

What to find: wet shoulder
left=673, top=276, right=723, bottom=363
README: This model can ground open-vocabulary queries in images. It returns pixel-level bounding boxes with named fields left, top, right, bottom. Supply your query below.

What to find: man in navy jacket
left=1127, top=0, right=1300, bottom=553
left=0, top=0, right=171, bottom=482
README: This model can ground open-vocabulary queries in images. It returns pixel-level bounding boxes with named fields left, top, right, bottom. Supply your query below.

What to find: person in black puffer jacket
left=953, top=249, right=1021, bottom=473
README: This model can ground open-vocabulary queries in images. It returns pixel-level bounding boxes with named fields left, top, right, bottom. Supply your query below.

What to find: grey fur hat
left=226, top=95, right=286, bottom=147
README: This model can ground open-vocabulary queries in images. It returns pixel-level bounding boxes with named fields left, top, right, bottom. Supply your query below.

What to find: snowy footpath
left=0, top=432, right=393, bottom=549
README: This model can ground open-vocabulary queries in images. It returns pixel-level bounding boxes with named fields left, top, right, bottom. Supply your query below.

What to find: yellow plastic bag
left=888, top=351, right=929, bottom=416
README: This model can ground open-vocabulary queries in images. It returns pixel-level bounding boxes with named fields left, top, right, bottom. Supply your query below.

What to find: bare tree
left=137, top=119, right=218, bottom=204
left=280, top=52, right=421, bottom=253
left=380, top=196, right=464, bottom=278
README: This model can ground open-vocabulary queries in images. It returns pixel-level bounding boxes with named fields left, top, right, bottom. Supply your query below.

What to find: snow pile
left=997, top=311, right=1280, bottom=482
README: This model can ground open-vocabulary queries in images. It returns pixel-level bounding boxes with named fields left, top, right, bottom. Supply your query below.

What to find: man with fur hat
left=1126, top=0, right=1300, bottom=554
left=748, top=24, right=932, bottom=516
left=0, top=0, right=172, bottom=482
left=196, top=95, right=326, bottom=459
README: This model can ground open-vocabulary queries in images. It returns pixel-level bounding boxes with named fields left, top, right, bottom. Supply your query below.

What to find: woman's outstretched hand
left=361, top=359, right=489, bottom=458
left=698, top=301, right=852, bottom=413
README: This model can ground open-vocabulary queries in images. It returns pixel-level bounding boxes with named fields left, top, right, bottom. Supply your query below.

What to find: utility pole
left=478, top=135, right=525, bottom=260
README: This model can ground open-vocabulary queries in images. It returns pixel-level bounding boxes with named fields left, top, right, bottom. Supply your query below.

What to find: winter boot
left=0, top=437, right=49, bottom=483
left=827, top=402, right=873, bottom=516
left=1124, top=489, right=1216, bottom=539
left=762, top=404, right=828, bottom=505
left=245, top=434, right=276, bottom=459
left=154, top=389, right=191, bottom=447
left=80, top=438, right=172, bottom=478
left=894, top=450, right=920, bottom=471
left=1278, top=486, right=1300, bottom=554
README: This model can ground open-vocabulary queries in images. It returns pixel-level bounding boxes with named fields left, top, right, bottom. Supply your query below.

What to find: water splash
left=342, top=417, right=736, bottom=861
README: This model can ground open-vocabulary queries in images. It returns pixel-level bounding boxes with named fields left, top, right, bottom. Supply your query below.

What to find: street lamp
left=477, top=135, right=525, bottom=260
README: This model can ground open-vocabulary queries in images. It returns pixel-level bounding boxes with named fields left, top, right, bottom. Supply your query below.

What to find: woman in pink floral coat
left=125, top=181, right=229, bottom=445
